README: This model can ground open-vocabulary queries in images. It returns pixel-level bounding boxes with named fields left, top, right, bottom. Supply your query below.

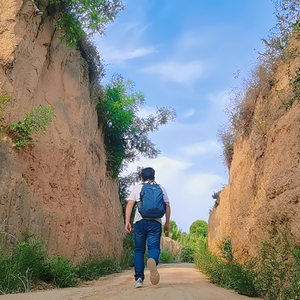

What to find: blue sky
left=95, top=0, right=277, bottom=233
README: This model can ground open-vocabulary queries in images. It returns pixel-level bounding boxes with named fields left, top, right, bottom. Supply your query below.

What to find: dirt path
left=1, top=263, right=260, bottom=300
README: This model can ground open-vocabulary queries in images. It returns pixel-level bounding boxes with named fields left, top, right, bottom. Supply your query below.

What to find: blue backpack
left=137, top=183, right=166, bottom=219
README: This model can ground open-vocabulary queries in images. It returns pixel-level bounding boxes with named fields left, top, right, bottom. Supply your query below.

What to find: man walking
left=125, top=167, right=171, bottom=288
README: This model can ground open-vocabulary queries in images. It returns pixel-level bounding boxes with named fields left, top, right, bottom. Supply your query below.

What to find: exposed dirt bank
left=0, top=0, right=124, bottom=263
left=1, top=263, right=260, bottom=300
left=208, top=33, right=300, bottom=264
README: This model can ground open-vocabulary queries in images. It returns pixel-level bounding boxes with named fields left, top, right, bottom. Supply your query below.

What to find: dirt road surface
left=1, top=263, right=259, bottom=300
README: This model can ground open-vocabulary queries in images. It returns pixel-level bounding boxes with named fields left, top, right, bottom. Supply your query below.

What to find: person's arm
left=164, top=202, right=171, bottom=236
left=125, top=200, right=135, bottom=234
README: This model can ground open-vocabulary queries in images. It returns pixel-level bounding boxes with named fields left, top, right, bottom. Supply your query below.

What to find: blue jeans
left=134, top=219, right=162, bottom=281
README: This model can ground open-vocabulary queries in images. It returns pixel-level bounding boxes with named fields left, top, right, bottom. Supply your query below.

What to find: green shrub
left=120, top=233, right=134, bottom=269
left=0, top=240, right=49, bottom=294
left=221, top=239, right=233, bottom=262
left=159, top=249, right=174, bottom=264
left=253, top=236, right=300, bottom=300
left=47, top=256, right=78, bottom=288
left=75, top=258, right=121, bottom=281
left=0, top=254, right=22, bottom=294
left=194, top=239, right=258, bottom=297
left=0, top=92, right=12, bottom=127
left=9, top=106, right=55, bottom=149
left=0, top=237, right=125, bottom=294
left=13, top=241, right=48, bottom=282
left=286, top=68, right=300, bottom=107
left=180, top=245, right=196, bottom=263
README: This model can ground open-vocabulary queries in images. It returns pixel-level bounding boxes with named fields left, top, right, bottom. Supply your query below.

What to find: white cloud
left=126, top=156, right=191, bottom=183
left=186, top=173, right=223, bottom=197
left=141, top=60, right=205, bottom=84
left=178, top=141, right=221, bottom=157
left=99, top=47, right=156, bottom=64
left=123, top=155, right=226, bottom=232
left=207, top=90, right=230, bottom=106
left=176, top=32, right=210, bottom=53
left=182, top=108, right=195, bottom=118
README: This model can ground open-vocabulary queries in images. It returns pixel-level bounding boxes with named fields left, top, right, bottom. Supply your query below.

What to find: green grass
left=75, top=258, right=121, bottom=281
left=0, top=237, right=126, bottom=295
left=159, top=249, right=174, bottom=263
left=194, top=239, right=258, bottom=297
left=193, top=237, right=300, bottom=299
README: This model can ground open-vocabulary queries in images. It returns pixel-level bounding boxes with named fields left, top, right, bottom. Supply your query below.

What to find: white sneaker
left=135, top=278, right=143, bottom=288
left=147, top=258, right=160, bottom=285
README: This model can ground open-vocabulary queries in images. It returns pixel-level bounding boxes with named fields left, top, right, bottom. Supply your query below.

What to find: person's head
left=141, top=167, right=155, bottom=182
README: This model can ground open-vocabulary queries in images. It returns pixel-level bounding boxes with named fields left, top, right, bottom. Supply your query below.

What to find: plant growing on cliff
left=218, top=1, right=300, bottom=170
left=0, top=92, right=12, bottom=129
left=285, top=67, right=300, bottom=106
left=9, top=106, right=55, bottom=149
left=212, top=190, right=221, bottom=208
left=54, top=12, right=85, bottom=47
left=221, top=238, right=233, bottom=262
left=50, top=0, right=125, bottom=47
left=97, top=74, right=176, bottom=178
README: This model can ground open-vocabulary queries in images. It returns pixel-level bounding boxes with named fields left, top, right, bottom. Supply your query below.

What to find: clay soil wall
left=208, top=34, right=300, bottom=264
left=0, top=0, right=124, bottom=263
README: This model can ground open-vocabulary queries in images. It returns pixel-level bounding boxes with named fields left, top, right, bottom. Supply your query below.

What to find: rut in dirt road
left=1, top=263, right=260, bottom=300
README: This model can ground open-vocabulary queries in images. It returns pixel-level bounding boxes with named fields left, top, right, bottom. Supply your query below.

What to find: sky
left=94, top=0, right=277, bottom=233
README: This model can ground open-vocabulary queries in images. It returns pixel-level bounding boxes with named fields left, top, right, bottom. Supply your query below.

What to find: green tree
left=189, top=220, right=208, bottom=238
left=50, top=0, right=125, bottom=47
left=169, top=221, right=184, bottom=241
left=97, top=74, right=176, bottom=178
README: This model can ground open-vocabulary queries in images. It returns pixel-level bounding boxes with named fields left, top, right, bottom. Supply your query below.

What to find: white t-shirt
left=127, top=182, right=169, bottom=224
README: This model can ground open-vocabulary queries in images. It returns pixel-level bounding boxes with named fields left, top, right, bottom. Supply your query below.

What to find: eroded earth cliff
left=209, top=33, right=300, bottom=264
left=0, top=0, right=124, bottom=263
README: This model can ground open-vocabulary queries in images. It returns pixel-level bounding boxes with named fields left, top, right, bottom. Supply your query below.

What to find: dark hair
left=141, top=167, right=155, bottom=181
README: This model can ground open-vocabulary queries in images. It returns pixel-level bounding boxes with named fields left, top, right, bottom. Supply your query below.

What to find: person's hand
left=164, top=223, right=170, bottom=236
left=125, top=222, right=132, bottom=234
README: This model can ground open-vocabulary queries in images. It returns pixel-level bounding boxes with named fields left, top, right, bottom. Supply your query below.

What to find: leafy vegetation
left=119, top=233, right=134, bottom=269
left=221, top=238, right=233, bottom=262
left=180, top=245, right=197, bottom=263
left=287, top=67, right=300, bottom=106
left=9, top=106, right=55, bottom=149
left=97, top=74, right=176, bottom=179
left=75, top=258, right=121, bottom=281
left=54, top=12, right=85, bottom=47
left=189, top=220, right=208, bottom=238
left=194, top=239, right=258, bottom=297
left=183, top=218, right=300, bottom=299
left=212, top=190, right=221, bottom=208
left=49, top=0, right=125, bottom=47
left=0, top=235, right=125, bottom=295
left=78, top=37, right=105, bottom=85
left=0, top=92, right=12, bottom=128
left=159, top=249, right=174, bottom=263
